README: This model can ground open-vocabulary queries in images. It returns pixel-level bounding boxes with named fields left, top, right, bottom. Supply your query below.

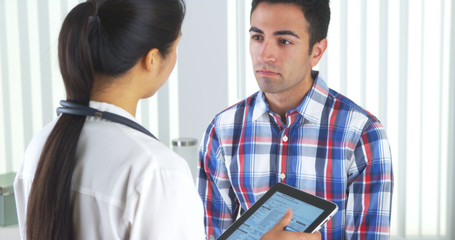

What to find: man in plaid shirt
left=197, top=0, right=393, bottom=239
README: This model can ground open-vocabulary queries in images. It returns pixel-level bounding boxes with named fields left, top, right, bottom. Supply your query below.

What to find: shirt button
left=280, top=173, right=286, bottom=180
left=282, top=135, right=288, bottom=142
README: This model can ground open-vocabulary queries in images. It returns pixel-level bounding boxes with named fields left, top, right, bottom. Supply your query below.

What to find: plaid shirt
left=197, top=74, right=393, bottom=240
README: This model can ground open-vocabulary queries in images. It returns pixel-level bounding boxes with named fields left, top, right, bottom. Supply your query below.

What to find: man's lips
left=256, top=70, right=279, bottom=76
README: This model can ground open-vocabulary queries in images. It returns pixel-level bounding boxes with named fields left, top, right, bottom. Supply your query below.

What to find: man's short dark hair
left=251, top=0, right=330, bottom=52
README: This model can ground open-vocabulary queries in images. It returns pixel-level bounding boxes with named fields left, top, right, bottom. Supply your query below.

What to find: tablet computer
left=217, top=183, right=338, bottom=240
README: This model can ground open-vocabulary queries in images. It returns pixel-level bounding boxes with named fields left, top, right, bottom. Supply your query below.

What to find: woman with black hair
left=14, top=0, right=205, bottom=239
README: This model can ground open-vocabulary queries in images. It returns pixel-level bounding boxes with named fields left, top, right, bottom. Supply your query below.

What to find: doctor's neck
left=90, top=71, right=141, bottom=117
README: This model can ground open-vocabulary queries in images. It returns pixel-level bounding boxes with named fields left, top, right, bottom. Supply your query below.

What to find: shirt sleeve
left=345, top=122, right=394, bottom=239
left=197, top=121, right=239, bottom=239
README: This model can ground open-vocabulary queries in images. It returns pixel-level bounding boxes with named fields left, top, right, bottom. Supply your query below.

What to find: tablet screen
left=225, top=192, right=324, bottom=239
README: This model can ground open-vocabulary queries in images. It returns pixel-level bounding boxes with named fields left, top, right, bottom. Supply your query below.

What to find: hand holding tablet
left=217, top=183, right=338, bottom=240
left=259, top=209, right=322, bottom=240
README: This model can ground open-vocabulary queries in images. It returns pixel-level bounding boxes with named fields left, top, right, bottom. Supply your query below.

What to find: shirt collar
left=252, top=91, right=270, bottom=121
left=88, top=101, right=138, bottom=123
left=297, top=73, right=330, bottom=125
left=252, top=71, right=330, bottom=125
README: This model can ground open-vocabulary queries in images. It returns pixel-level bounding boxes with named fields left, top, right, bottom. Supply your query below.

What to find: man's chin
left=257, top=85, right=280, bottom=94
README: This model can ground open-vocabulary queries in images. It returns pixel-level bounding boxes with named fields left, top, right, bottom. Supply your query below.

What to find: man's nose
left=258, top=40, right=276, bottom=63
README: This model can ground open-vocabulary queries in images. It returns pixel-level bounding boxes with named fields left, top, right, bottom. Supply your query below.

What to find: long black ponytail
left=26, top=0, right=185, bottom=239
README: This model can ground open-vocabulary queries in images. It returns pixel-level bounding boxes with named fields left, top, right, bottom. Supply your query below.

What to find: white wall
left=177, top=0, right=229, bottom=142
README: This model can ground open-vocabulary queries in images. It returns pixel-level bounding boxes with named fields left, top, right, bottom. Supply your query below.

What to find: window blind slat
left=339, top=0, right=348, bottom=94
left=18, top=0, right=34, bottom=152
left=398, top=0, right=409, bottom=236
left=379, top=0, right=388, bottom=128
left=38, top=0, right=53, bottom=125
left=0, top=0, right=13, bottom=173
left=447, top=1, right=455, bottom=238
left=436, top=0, right=446, bottom=235
left=236, top=0, right=246, bottom=100
left=360, top=0, right=367, bottom=107
left=346, top=0, right=361, bottom=104
left=418, top=0, right=425, bottom=234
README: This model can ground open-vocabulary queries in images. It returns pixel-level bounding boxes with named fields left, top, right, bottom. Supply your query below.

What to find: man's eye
left=252, top=35, right=263, bottom=41
left=280, top=39, right=292, bottom=45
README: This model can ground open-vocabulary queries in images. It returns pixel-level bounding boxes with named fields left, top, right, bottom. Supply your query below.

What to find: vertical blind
left=227, top=0, right=454, bottom=239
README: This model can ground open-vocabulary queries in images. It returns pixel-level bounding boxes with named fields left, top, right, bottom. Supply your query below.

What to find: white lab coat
left=14, top=101, right=206, bottom=240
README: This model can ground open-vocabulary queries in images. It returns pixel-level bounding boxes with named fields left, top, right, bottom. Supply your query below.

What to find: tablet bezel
left=217, top=183, right=338, bottom=239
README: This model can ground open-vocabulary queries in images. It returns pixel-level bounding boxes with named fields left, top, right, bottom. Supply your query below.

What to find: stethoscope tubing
left=56, top=100, right=158, bottom=140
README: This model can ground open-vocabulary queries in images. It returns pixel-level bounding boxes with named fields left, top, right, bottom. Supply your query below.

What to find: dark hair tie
left=88, top=15, right=100, bottom=25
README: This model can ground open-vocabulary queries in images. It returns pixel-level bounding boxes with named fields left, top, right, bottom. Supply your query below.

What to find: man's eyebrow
left=274, top=30, right=300, bottom=39
left=249, top=27, right=300, bottom=39
left=249, top=26, right=263, bottom=34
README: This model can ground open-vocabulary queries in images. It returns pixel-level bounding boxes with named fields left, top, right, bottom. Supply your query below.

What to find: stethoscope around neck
left=56, top=100, right=158, bottom=140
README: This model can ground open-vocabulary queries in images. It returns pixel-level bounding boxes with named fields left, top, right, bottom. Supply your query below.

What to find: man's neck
left=264, top=75, right=315, bottom=123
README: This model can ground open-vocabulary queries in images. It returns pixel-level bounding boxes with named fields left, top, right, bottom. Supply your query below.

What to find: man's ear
left=143, top=48, right=161, bottom=72
left=310, top=38, right=328, bottom=67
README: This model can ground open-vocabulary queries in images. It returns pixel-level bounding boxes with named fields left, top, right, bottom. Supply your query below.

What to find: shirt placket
left=279, top=126, right=290, bottom=183
left=269, top=111, right=298, bottom=184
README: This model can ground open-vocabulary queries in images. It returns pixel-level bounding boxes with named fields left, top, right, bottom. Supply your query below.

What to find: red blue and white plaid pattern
left=197, top=75, right=393, bottom=239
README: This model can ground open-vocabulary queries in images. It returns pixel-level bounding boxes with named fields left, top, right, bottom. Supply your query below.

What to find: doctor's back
left=13, top=0, right=205, bottom=239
